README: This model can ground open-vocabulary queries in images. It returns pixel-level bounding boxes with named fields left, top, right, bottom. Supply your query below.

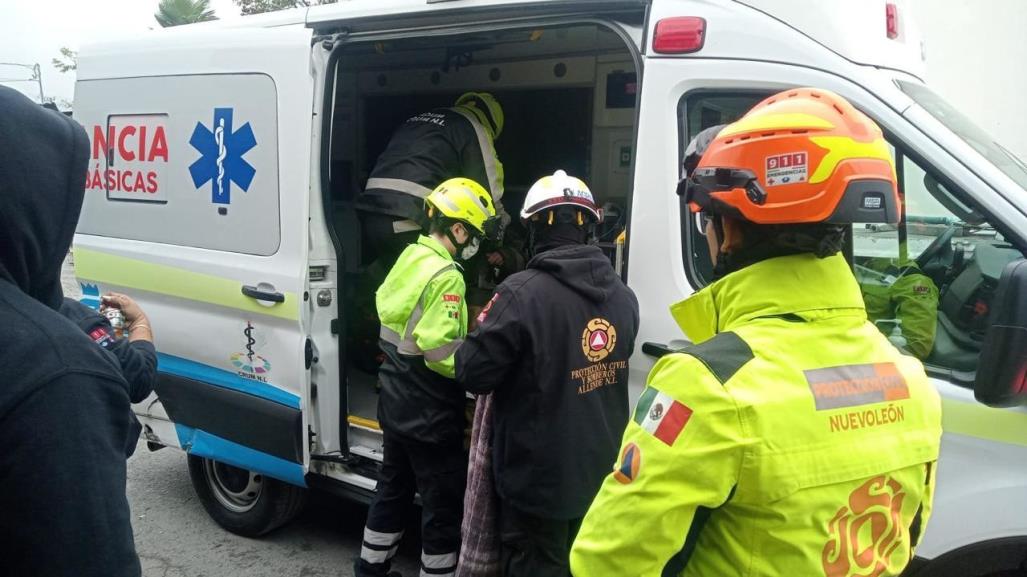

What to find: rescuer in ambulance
left=356, top=92, right=507, bottom=263
left=355, top=178, right=498, bottom=577
left=857, top=255, right=939, bottom=359
left=569, top=88, right=943, bottom=577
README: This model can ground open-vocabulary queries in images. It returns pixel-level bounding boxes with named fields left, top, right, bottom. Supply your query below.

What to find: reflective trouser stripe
left=361, top=528, right=403, bottom=564
left=366, top=177, right=434, bottom=199
left=420, top=551, right=458, bottom=576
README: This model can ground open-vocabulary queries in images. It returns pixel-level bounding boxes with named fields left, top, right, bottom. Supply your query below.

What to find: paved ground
left=127, top=442, right=421, bottom=577
left=65, top=257, right=421, bottom=576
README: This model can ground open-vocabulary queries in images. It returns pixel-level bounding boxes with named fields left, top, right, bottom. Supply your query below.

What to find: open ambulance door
left=73, top=25, right=315, bottom=533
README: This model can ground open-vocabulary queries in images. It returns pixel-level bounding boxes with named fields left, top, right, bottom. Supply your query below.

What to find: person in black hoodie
left=456, top=170, right=639, bottom=577
left=60, top=292, right=157, bottom=457
left=0, top=87, right=141, bottom=576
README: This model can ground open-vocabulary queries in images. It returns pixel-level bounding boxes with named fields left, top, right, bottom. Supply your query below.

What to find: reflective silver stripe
left=381, top=263, right=458, bottom=358
left=392, top=218, right=421, bottom=233
left=451, top=107, right=503, bottom=203
left=429, top=190, right=462, bottom=213
left=364, top=528, right=403, bottom=546
left=423, top=338, right=464, bottom=363
left=366, top=177, right=433, bottom=198
left=421, top=551, right=458, bottom=570
left=361, top=529, right=403, bottom=565
left=361, top=545, right=401, bottom=564
left=380, top=325, right=402, bottom=346
left=402, top=264, right=457, bottom=341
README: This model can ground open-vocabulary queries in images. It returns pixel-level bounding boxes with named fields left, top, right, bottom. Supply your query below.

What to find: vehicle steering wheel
left=915, top=224, right=957, bottom=270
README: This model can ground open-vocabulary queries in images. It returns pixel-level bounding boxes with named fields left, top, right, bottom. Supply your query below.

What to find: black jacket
left=60, top=298, right=158, bottom=457
left=59, top=298, right=158, bottom=404
left=357, top=107, right=498, bottom=223
left=0, top=87, right=141, bottom=576
left=456, top=244, right=639, bottom=519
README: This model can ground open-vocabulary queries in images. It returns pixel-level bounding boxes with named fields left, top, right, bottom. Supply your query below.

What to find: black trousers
left=360, top=211, right=422, bottom=267
left=357, top=433, right=467, bottom=577
left=499, top=501, right=583, bottom=577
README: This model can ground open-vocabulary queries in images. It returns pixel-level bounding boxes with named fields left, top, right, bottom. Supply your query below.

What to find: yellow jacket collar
left=418, top=235, right=454, bottom=261
left=671, top=253, right=867, bottom=343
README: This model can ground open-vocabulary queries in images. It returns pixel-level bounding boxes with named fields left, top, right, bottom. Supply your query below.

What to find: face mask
left=459, top=235, right=481, bottom=261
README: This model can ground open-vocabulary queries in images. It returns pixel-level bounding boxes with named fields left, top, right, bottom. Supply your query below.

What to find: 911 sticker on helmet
left=766, top=152, right=808, bottom=186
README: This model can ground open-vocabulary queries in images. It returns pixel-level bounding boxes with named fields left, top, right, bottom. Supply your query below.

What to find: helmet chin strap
left=446, top=224, right=479, bottom=261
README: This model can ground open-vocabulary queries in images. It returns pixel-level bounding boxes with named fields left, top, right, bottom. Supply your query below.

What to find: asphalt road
left=128, top=440, right=422, bottom=577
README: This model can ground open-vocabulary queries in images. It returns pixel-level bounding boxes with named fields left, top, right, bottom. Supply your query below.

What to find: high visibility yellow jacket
left=570, top=253, right=942, bottom=577
left=376, top=235, right=468, bottom=443
left=857, top=257, right=939, bottom=360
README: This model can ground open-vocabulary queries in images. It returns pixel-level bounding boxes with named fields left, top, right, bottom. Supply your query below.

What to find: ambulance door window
left=677, top=91, right=770, bottom=286
left=853, top=145, right=1013, bottom=379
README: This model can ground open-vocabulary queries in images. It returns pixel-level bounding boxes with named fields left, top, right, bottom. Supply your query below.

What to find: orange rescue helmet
left=679, top=88, right=899, bottom=225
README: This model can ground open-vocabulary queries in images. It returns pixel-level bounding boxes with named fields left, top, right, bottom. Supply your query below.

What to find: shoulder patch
left=682, top=331, right=754, bottom=385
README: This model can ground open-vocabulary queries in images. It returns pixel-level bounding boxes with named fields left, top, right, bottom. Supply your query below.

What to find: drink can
left=105, top=307, right=126, bottom=339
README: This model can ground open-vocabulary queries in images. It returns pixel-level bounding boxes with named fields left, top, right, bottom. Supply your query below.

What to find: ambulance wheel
left=187, top=455, right=307, bottom=537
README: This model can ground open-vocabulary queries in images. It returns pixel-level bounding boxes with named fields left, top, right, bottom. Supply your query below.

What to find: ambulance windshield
left=897, top=80, right=1027, bottom=191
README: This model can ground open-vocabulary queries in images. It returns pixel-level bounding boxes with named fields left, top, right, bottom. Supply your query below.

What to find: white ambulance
left=73, top=0, right=1027, bottom=573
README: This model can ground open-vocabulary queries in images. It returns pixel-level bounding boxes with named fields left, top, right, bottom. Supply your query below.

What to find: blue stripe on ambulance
left=175, top=424, right=306, bottom=487
left=157, top=352, right=300, bottom=409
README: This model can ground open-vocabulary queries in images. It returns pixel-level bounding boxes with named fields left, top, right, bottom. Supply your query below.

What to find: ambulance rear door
left=73, top=25, right=315, bottom=487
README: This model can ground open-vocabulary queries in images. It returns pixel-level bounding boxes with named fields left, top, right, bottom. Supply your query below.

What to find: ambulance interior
left=323, top=23, right=639, bottom=462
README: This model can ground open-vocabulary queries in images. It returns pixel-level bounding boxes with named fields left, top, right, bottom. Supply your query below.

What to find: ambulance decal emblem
left=189, top=107, right=257, bottom=207
left=581, top=317, right=617, bottom=363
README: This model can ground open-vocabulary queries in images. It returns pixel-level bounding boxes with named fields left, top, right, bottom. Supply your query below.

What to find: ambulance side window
left=76, top=74, right=281, bottom=256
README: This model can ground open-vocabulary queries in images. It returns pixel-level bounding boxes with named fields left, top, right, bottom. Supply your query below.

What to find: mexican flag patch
left=633, top=387, right=693, bottom=446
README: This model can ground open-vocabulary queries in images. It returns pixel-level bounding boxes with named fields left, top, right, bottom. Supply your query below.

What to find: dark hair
left=714, top=219, right=846, bottom=278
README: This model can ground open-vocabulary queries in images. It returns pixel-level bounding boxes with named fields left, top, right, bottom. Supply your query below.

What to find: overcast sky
left=0, top=0, right=243, bottom=107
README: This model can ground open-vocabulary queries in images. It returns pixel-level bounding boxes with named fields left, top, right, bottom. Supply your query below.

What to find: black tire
left=187, top=454, right=307, bottom=537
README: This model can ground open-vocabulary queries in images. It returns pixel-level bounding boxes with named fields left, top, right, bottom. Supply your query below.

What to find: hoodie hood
left=0, top=87, right=89, bottom=310
left=527, top=244, right=620, bottom=303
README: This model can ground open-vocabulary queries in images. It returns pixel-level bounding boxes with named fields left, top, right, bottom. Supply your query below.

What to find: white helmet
left=520, top=170, right=602, bottom=222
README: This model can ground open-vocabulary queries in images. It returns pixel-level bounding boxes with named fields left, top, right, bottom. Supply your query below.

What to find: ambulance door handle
left=242, top=284, right=285, bottom=303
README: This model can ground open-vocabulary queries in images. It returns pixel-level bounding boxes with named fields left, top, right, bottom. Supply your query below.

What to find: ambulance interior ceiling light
left=652, top=17, right=706, bottom=55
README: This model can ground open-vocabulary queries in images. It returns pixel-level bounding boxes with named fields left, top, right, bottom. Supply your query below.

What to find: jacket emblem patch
left=581, top=317, right=617, bottom=363
left=477, top=293, right=499, bottom=323
left=633, top=387, right=693, bottom=446
left=806, top=362, right=909, bottom=410
left=613, top=442, right=641, bottom=484
left=822, top=475, right=908, bottom=577
left=89, top=327, right=115, bottom=348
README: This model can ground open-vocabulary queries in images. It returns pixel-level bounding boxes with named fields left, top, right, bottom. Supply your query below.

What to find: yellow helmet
left=455, top=92, right=504, bottom=140
left=425, top=177, right=499, bottom=239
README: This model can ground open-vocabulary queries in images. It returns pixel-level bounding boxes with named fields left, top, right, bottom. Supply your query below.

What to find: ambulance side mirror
left=974, top=258, right=1027, bottom=407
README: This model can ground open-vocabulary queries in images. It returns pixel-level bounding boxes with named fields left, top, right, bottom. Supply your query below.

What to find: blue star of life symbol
left=189, top=108, right=257, bottom=205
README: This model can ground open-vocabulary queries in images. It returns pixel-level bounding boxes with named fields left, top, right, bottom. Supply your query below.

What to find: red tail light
left=653, top=17, right=707, bottom=54
left=886, top=3, right=899, bottom=39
